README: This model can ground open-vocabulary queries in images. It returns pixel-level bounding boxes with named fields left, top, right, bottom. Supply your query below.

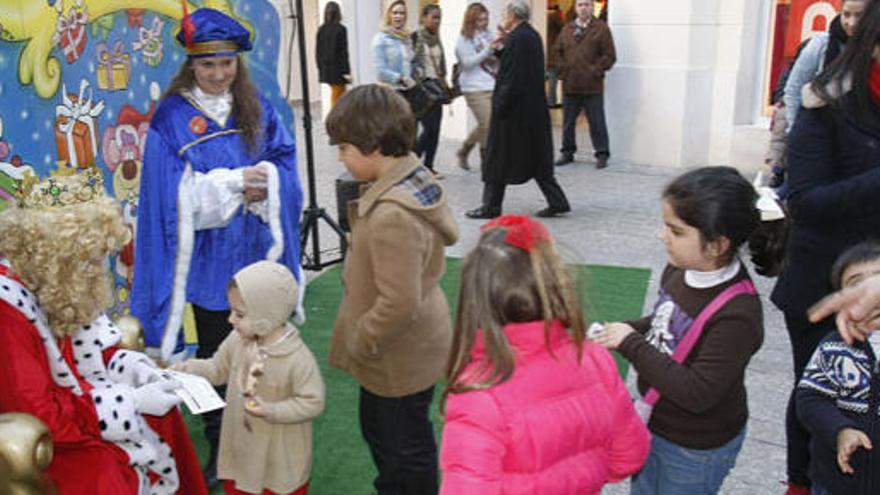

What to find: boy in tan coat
left=174, top=261, right=325, bottom=495
left=325, top=84, right=459, bottom=495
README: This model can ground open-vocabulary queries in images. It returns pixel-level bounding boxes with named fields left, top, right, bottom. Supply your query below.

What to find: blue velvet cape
left=131, top=92, right=302, bottom=349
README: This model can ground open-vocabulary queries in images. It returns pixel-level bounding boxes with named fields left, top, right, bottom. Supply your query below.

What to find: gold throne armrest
left=0, top=413, right=55, bottom=495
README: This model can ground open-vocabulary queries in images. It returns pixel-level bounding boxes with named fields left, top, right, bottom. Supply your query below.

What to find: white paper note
left=158, top=369, right=226, bottom=415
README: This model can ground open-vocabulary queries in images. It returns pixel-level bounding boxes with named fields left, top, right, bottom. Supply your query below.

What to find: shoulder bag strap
left=643, top=279, right=757, bottom=406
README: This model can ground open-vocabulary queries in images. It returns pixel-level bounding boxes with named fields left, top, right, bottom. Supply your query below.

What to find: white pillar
left=272, top=0, right=321, bottom=106
left=605, top=0, right=750, bottom=167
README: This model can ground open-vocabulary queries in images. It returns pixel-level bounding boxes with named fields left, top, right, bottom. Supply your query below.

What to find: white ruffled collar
left=684, top=259, right=742, bottom=289
left=189, top=85, right=233, bottom=127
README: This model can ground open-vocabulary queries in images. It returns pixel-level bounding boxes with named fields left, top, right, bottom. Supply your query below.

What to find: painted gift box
left=96, top=41, right=131, bottom=91
left=54, top=81, right=105, bottom=169
left=134, top=17, right=166, bottom=67
left=52, top=3, right=89, bottom=64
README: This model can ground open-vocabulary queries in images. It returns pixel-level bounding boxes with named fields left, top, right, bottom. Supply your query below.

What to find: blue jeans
left=631, top=428, right=746, bottom=495
left=811, top=486, right=831, bottom=495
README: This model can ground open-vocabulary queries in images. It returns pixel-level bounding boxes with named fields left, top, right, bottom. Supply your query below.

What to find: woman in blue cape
left=131, top=6, right=303, bottom=484
left=133, top=6, right=303, bottom=361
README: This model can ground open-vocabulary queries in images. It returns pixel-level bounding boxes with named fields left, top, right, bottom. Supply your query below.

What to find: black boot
left=465, top=206, right=501, bottom=219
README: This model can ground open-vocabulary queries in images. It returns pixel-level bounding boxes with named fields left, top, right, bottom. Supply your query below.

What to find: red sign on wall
left=784, top=0, right=841, bottom=57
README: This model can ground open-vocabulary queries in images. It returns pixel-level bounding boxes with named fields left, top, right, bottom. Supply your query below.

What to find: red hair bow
left=481, top=215, right=550, bottom=252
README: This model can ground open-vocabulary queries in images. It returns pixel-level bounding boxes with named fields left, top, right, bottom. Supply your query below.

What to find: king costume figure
left=0, top=168, right=206, bottom=495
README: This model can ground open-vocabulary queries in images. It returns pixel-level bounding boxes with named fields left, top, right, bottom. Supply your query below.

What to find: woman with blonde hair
left=454, top=2, right=498, bottom=170
left=373, top=0, right=415, bottom=89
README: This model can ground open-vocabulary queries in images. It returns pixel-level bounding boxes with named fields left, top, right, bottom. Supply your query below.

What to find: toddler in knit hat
left=173, top=261, right=325, bottom=495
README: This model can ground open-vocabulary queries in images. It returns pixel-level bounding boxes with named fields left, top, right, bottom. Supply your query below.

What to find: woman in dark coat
left=316, top=1, right=351, bottom=108
left=466, top=0, right=570, bottom=219
left=771, top=2, right=880, bottom=492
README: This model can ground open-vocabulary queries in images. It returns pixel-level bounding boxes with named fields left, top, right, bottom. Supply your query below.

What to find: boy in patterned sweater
left=797, top=240, right=880, bottom=495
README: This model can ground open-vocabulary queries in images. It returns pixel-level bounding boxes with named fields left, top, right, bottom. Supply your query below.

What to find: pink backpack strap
left=643, top=279, right=757, bottom=406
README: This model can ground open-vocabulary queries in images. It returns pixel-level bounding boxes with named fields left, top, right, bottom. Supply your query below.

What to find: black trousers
left=783, top=310, right=835, bottom=486
left=416, top=103, right=443, bottom=170
left=192, top=305, right=233, bottom=471
left=482, top=176, right=570, bottom=212
left=359, top=386, right=438, bottom=495
left=561, top=93, right=610, bottom=158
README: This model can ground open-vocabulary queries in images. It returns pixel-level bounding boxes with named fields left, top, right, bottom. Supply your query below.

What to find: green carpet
left=187, top=258, right=651, bottom=494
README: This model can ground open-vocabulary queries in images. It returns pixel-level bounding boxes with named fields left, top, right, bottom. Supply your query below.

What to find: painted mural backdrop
left=0, top=0, right=296, bottom=319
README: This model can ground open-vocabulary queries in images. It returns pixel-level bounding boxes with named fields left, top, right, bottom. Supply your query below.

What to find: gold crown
left=16, top=166, right=106, bottom=209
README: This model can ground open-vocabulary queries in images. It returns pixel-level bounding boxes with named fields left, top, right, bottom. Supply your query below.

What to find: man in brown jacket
left=554, top=0, right=616, bottom=169
left=325, top=85, right=459, bottom=495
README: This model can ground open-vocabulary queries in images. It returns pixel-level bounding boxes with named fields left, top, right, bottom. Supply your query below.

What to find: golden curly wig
left=0, top=197, right=130, bottom=337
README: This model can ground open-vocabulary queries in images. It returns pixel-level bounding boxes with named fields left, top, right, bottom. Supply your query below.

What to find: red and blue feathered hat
left=177, top=3, right=252, bottom=58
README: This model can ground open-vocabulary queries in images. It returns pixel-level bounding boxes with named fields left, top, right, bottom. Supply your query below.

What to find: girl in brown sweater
left=594, top=167, right=786, bottom=494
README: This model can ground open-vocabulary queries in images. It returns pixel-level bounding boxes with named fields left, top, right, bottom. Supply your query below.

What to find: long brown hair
left=443, top=227, right=586, bottom=408
left=461, top=2, right=489, bottom=38
left=164, top=54, right=263, bottom=153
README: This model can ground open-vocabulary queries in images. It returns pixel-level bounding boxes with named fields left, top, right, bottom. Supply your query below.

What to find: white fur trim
left=294, top=266, right=306, bottom=325
left=90, top=383, right=179, bottom=494
left=254, top=161, right=306, bottom=323
left=73, top=315, right=122, bottom=380
left=0, top=267, right=178, bottom=494
left=160, top=164, right=196, bottom=362
left=90, top=383, right=143, bottom=443
left=107, top=350, right=156, bottom=388
left=259, top=160, right=285, bottom=262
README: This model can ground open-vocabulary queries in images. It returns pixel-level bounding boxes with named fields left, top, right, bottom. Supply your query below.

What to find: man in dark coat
left=466, top=0, right=571, bottom=219
left=554, top=0, right=616, bottom=169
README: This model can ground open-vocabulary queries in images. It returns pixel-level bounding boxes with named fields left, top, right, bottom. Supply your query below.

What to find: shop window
left=766, top=0, right=840, bottom=108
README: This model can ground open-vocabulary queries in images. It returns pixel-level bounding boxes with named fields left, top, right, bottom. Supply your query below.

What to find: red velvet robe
left=0, top=267, right=207, bottom=494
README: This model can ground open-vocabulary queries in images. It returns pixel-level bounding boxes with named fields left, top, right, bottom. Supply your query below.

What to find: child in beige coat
left=174, top=261, right=325, bottom=495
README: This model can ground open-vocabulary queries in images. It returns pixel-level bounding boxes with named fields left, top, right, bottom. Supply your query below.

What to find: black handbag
left=398, top=82, right=435, bottom=118
left=421, top=78, right=451, bottom=106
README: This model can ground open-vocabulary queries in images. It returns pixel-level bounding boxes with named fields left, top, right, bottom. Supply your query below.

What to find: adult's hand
left=243, top=165, right=268, bottom=203
left=808, top=274, right=880, bottom=344
left=400, top=76, right=416, bottom=89
left=132, top=379, right=182, bottom=416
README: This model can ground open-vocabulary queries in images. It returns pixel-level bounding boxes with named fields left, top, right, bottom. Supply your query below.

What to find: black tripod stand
left=287, top=0, right=346, bottom=271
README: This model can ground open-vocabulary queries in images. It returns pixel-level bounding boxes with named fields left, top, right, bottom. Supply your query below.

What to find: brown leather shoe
left=596, top=156, right=608, bottom=169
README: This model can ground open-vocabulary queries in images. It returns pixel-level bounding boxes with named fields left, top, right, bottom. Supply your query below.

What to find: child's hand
left=167, top=361, right=192, bottom=373
left=593, top=322, right=635, bottom=350
left=244, top=395, right=267, bottom=418
left=837, top=427, right=872, bottom=474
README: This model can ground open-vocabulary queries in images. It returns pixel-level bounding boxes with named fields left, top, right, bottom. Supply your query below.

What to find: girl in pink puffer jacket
left=440, top=215, right=650, bottom=494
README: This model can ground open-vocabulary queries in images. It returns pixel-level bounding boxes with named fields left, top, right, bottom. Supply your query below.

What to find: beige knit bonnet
left=232, top=261, right=298, bottom=336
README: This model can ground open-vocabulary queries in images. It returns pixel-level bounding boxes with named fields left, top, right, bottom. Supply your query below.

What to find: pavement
left=293, top=103, right=789, bottom=494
